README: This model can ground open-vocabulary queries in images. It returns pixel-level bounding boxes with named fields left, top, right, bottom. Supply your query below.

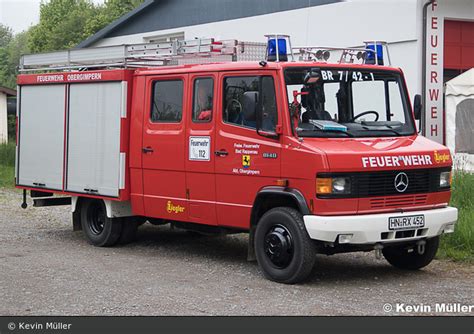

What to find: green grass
left=0, top=142, right=15, bottom=166
left=0, top=142, right=15, bottom=188
left=438, top=171, right=474, bottom=262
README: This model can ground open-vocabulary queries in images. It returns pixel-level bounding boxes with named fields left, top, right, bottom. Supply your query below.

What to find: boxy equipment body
left=16, top=36, right=458, bottom=283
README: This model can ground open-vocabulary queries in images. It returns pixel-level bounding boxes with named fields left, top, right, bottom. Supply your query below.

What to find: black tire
left=80, top=199, right=122, bottom=247
left=118, top=217, right=138, bottom=245
left=382, top=236, right=439, bottom=270
left=254, top=207, right=316, bottom=284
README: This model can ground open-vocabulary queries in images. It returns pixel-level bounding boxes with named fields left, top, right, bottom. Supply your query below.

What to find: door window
left=222, top=76, right=277, bottom=131
left=192, top=77, right=214, bottom=122
left=150, top=80, right=183, bottom=122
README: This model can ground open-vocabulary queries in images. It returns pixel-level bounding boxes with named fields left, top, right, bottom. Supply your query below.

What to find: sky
left=0, top=0, right=105, bottom=34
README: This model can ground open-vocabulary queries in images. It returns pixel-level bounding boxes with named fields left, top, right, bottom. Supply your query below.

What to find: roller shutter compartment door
left=66, top=82, right=123, bottom=197
left=17, top=85, right=66, bottom=190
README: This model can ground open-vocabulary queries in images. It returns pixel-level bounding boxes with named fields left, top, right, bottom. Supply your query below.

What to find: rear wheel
left=80, top=199, right=122, bottom=247
left=254, top=207, right=316, bottom=284
left=382, top=237, right=439, bottom=270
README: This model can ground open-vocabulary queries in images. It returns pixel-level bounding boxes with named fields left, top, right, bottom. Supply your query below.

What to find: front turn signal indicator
left=316, top=178, right=332, bottom=195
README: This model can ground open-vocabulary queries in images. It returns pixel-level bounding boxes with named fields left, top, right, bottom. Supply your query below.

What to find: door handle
left=214, top=150, right=229, bottom=157
left=142, top=146, right=154, bottom=154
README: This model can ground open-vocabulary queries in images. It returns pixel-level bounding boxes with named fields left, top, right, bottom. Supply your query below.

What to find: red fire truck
left=15, top=35, right=458, bottom=283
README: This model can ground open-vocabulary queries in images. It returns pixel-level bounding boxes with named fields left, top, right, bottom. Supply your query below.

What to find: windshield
left=284, top=67, right=416, bottom=138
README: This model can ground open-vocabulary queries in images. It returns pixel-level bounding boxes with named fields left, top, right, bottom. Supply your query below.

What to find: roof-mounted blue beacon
left=364, top=41, right=390, bottom=66
left=265, top=34, right=294, bottom=62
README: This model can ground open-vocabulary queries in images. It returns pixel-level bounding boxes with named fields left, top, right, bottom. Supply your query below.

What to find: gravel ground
left=1, top=188, right=472, bottom=316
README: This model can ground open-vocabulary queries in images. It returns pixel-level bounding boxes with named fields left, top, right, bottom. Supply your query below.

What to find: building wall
left=0, top=92, right=7, bottom=144
left=105, top=0, right=343, bottom=38
left=91, top=0, right=473, bottom=143
left=93, top=0, right=420, bottom=95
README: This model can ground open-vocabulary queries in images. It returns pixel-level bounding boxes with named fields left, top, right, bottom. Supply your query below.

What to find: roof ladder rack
left=19, top=37, right=268, bottom=72
left=19, top=35, right=392, bottom=73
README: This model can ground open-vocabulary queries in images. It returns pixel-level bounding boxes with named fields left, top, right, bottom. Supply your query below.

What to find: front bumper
left=303, top=206, right=458, bottom=244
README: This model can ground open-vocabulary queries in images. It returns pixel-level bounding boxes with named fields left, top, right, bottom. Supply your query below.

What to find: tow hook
left=374, top=243, right=384, bottom=260
left=417, top=240, right=426, bottom=255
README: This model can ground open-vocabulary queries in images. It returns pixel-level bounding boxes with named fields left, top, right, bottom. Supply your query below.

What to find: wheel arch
left=72, top=196, right=134, bottom=231
left=72, top=196, right=133, bottom=218
left=247, top=186, right=310, bottom=261
left=250, top=186, right=310, bottom=228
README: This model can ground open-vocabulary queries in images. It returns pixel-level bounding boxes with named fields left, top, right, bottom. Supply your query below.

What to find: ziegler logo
left=166, top=201, right=185, bottom=214
left=394, top=172, right=409, bottom=193
left=434, top=151, right=450, bottom=164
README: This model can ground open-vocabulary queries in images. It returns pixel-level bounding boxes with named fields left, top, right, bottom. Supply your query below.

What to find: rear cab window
left=150, top=80, right=183, bottom=123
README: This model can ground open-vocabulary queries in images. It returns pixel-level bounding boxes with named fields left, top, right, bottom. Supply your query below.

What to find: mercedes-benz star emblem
left=394, top=172, right=409, bottom=193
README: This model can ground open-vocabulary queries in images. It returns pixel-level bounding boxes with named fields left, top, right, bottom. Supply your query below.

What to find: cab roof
left=135, top=61, right=402, bottom=76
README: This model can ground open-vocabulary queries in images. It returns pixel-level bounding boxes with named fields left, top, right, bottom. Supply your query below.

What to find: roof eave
left=0, top=86, right=17, bottom=96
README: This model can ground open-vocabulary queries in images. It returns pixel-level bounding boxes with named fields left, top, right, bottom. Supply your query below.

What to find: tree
left=0, top=24, right=13, bottom=48
left=0, top=0, right=143, bottom=89
left=28, top=0, right=96, bottom=52
left=28, top=0, right=143, bottom=53
left=84, top=0, right=143, bottom=38
left=0, top=26, right=29, bottom=89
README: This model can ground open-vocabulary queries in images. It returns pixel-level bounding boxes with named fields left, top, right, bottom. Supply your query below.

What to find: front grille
left=369, top=194, right=428, bottom=209
left=357, top=168, right=439, bottom=197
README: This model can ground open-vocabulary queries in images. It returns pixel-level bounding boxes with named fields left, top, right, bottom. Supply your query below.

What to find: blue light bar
left=267, top=38, right=288, bottom=62
left=366, top=42, right=384, bottom=65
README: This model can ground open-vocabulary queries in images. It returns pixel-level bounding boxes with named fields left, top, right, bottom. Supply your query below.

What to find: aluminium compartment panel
left=17, top=84, right=66, bottom=190
left=66, top=82, right=123, bottom=197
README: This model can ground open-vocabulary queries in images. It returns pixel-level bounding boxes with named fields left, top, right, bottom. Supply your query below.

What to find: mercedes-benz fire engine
left=15, top=35, right=458, bottom=283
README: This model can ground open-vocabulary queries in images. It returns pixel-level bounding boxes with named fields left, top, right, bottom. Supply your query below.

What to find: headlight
left=316, top=176, right=351, bottom=195
left=439, top=171, right=451, bottom=188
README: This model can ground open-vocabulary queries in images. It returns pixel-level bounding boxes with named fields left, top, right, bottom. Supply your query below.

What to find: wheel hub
left=264, top=225, right=293, bottom=268
left=88, top=202, right=106, bottom=235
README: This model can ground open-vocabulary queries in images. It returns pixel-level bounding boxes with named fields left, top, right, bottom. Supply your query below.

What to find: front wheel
left=382, top=236, right=439, bottom=270
left=254, top=207, right=316, bottom=284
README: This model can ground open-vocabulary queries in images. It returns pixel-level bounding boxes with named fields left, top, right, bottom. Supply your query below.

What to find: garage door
left=444, top=20, right=474, bottom=70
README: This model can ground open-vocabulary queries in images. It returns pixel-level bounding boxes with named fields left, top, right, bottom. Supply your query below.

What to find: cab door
left=214, top=71, right=282, bottom=229
left=185, top=74, right=217, bottom=225
left=142, top=74, right=189, bottom=220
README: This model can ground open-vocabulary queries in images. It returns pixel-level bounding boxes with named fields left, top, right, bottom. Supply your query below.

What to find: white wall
left=0, top=93, right=7, bottom=144
left=94, top=1, right=421, bottom=94
left=95, top=1, right=419, bottom=47
left=92, top=0, right=473, bottom=140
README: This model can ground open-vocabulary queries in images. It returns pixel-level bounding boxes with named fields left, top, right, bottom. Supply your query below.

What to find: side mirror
left=414, top=94, right=422, bottom=120
left=304, top=68, right=321, bottom=85
left=242, top=91, right=279, bottom=140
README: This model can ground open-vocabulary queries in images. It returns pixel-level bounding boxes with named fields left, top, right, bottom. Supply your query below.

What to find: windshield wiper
left=357, top=123, right=404, bottom=136
left=358, top=127, right=402, bottom=136
left=298, top=127, right=354, bottom=137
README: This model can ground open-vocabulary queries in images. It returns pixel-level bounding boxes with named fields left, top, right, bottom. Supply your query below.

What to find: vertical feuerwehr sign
left=425, top=0, right=444, bottom=144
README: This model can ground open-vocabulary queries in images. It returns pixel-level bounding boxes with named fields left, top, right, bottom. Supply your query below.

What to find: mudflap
left=72, top=208, right=82, bottom=231
left=247, top=226, right=256, bottom=262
